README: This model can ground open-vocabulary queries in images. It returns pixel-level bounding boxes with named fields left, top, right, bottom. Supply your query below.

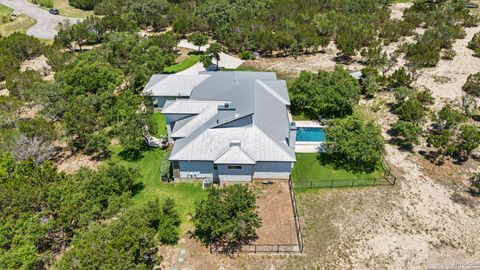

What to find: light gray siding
left=178, top=161, right=213, bottom=179
left=217, top=164, right=253, bottom=182
left=253, top=162, right=292, bottom=179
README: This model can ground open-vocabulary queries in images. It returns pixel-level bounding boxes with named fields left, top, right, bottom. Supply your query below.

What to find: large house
left=143, top=71, right=297, bottom=183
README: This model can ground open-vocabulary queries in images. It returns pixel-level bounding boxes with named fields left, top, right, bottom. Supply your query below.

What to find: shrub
left=391, top=120, right=422, bottom=147
left=0, top=33, right=43, bottom=61
left=38, top=0, right=53, bottom=8
left=468, top=32, right=480, bottom=57
left=441, top=49, right=456, bottom=60
left=0, top=52, right=19, bottom=81
left=240, top=50, right=254, bottom=60
left=469, top=173, right=480, bottom=196
left=68, top=0, right=99, bottom=10
left=462, top=72, right=480, bottom=97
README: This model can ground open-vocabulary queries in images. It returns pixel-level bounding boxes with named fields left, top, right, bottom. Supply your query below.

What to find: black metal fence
left=294, top=156, right=397, bottom=189
left=210, top=178, right=304, bottom=254
left=209, top=243, right=301, bottom=254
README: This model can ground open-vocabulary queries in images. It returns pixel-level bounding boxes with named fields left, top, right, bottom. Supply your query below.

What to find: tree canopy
left=192, top=185, right=261, bottom=252
left=324, top=115, right=385, bottom=173
left=289, top=66, right=361, bottom=120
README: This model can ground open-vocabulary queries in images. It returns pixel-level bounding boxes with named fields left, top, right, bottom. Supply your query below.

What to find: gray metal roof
left=157, top=71, right=295, bottom=163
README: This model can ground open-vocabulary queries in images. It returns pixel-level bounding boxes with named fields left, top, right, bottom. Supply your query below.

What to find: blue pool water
left=296, top=127, right=326, bottom=142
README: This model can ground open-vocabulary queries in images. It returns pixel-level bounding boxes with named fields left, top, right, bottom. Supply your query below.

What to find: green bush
left=240, top=50, right=255, bottom=60
left=441, top=49, right=456, bottom=60
left=468, top=32, right=480, bottom=57
left=0, top=33, right=43, bottom=61
left=462, top=72, right=480, bottom=97
left=69, top=0, right=99, bottom=10
left=0, top=52, right=19, bottom=81
left=38, top=0, right=53, bottom=8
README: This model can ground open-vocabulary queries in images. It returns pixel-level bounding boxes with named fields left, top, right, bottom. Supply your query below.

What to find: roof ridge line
left=255, top=79, right=289, bottom=105
left=252, top=125, right=295, bottom=160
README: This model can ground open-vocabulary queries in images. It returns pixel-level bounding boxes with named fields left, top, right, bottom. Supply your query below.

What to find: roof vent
left=218, top=103, right=235, bottom=111
left=229, top=140, right=241, bottom=147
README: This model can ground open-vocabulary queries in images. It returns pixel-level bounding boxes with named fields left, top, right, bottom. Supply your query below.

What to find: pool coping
left=294, top=120, right=325, bottom=128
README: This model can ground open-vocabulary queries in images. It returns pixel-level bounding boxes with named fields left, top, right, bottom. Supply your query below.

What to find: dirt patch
left=252, top=181, right=298, bottom=246
left=245, top=42, right=365, bottom=75
left=53, top=145, right=101, bottom=174
left=390, top=3, right=413, bottom=20
left=413, top=26, right=480, bottom=109
left=20, top=55, right=53, bottom=80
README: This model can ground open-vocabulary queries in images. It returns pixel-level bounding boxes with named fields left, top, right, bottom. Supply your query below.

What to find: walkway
left=0, top=0, right=81, bottom=39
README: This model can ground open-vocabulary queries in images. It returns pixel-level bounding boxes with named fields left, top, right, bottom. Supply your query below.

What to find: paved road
left=0, top=0, right=81, bottom=39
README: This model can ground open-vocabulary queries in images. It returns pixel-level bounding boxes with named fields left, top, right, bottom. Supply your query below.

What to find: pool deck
left=294, top=120, right=324, bottom=128
left=295, top=142, right=324, bottom=153
left=294, top=120, right=325, bottom=153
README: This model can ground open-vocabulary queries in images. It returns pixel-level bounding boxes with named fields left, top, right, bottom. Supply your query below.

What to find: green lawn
left=292, top=153, right=387, bottom=189
left=0, top=15, right=36, bottom=36
left=107, top=113, right=207, bottom=232
left=0, top=4, right=12, bottom=17
left=28, top=0, right=94, bottom=18
left=291, top=113, right=311, bottom=121
left=164, top=54, right=201, bottom=73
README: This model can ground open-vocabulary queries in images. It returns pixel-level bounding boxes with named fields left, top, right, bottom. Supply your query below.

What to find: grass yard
left=164, top=54, right=201, bottom=73
left=28, top=0, right=94, bottom=18
left=107, top=113, right=206, bottom=232
left=0, top=15, right=36, bottom=36
left=292, top=153, right=387, bottom=189
left=291, top=113, right=311, bottom=121
left=0, top=4, right=12, bottom=17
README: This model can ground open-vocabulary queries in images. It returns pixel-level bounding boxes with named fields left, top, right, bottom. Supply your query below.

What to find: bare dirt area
left=54, top=150, right=100, bottom=174
left=52, top=142, right=101, bottom=174
left=158, top=181, right=301, bottom=270
left=243, top=42, right=365, bottom=75
left=159, top=162, right=480, bottom=269
left=252, top=181, right=298, bottom=246
left=20, top=55, right=55, bottom=81
left=413, top=26, right=480, bottom=109
left=390, top=3, right=413, bottom=20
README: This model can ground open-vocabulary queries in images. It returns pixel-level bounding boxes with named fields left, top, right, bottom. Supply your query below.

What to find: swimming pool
left=296, top=127, right=326, bottom=142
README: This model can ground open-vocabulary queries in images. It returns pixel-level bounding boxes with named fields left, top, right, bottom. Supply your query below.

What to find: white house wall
left=253, top=162, right=292, bottom=179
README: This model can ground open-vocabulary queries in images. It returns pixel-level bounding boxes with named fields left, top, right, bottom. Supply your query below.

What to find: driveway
left=177, top=40, right=244, bottom=75
left=0, top=0, right=81, bottom=39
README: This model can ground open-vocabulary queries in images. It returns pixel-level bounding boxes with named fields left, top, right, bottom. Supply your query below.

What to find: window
left=213, top=164, right=218, bottom=170
left=227, top=165, right=242, bottom=170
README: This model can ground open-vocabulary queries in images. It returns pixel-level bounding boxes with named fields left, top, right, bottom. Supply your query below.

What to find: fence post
left=277, top=245, right=280, bottom=253
left=373, top=178, right=376, bottom=186
left=331, top=179, right=333, bottom=188
left=352, top=179, right=355, bottom=187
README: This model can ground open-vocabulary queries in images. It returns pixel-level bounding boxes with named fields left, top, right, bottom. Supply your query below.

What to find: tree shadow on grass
left=118, top=147, right=153, bottom=162
left=187, top=51, right=205, bottom=56
left=316, top=153, right=378, bottom=174
left=132, top=182, right=145, bottom=196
